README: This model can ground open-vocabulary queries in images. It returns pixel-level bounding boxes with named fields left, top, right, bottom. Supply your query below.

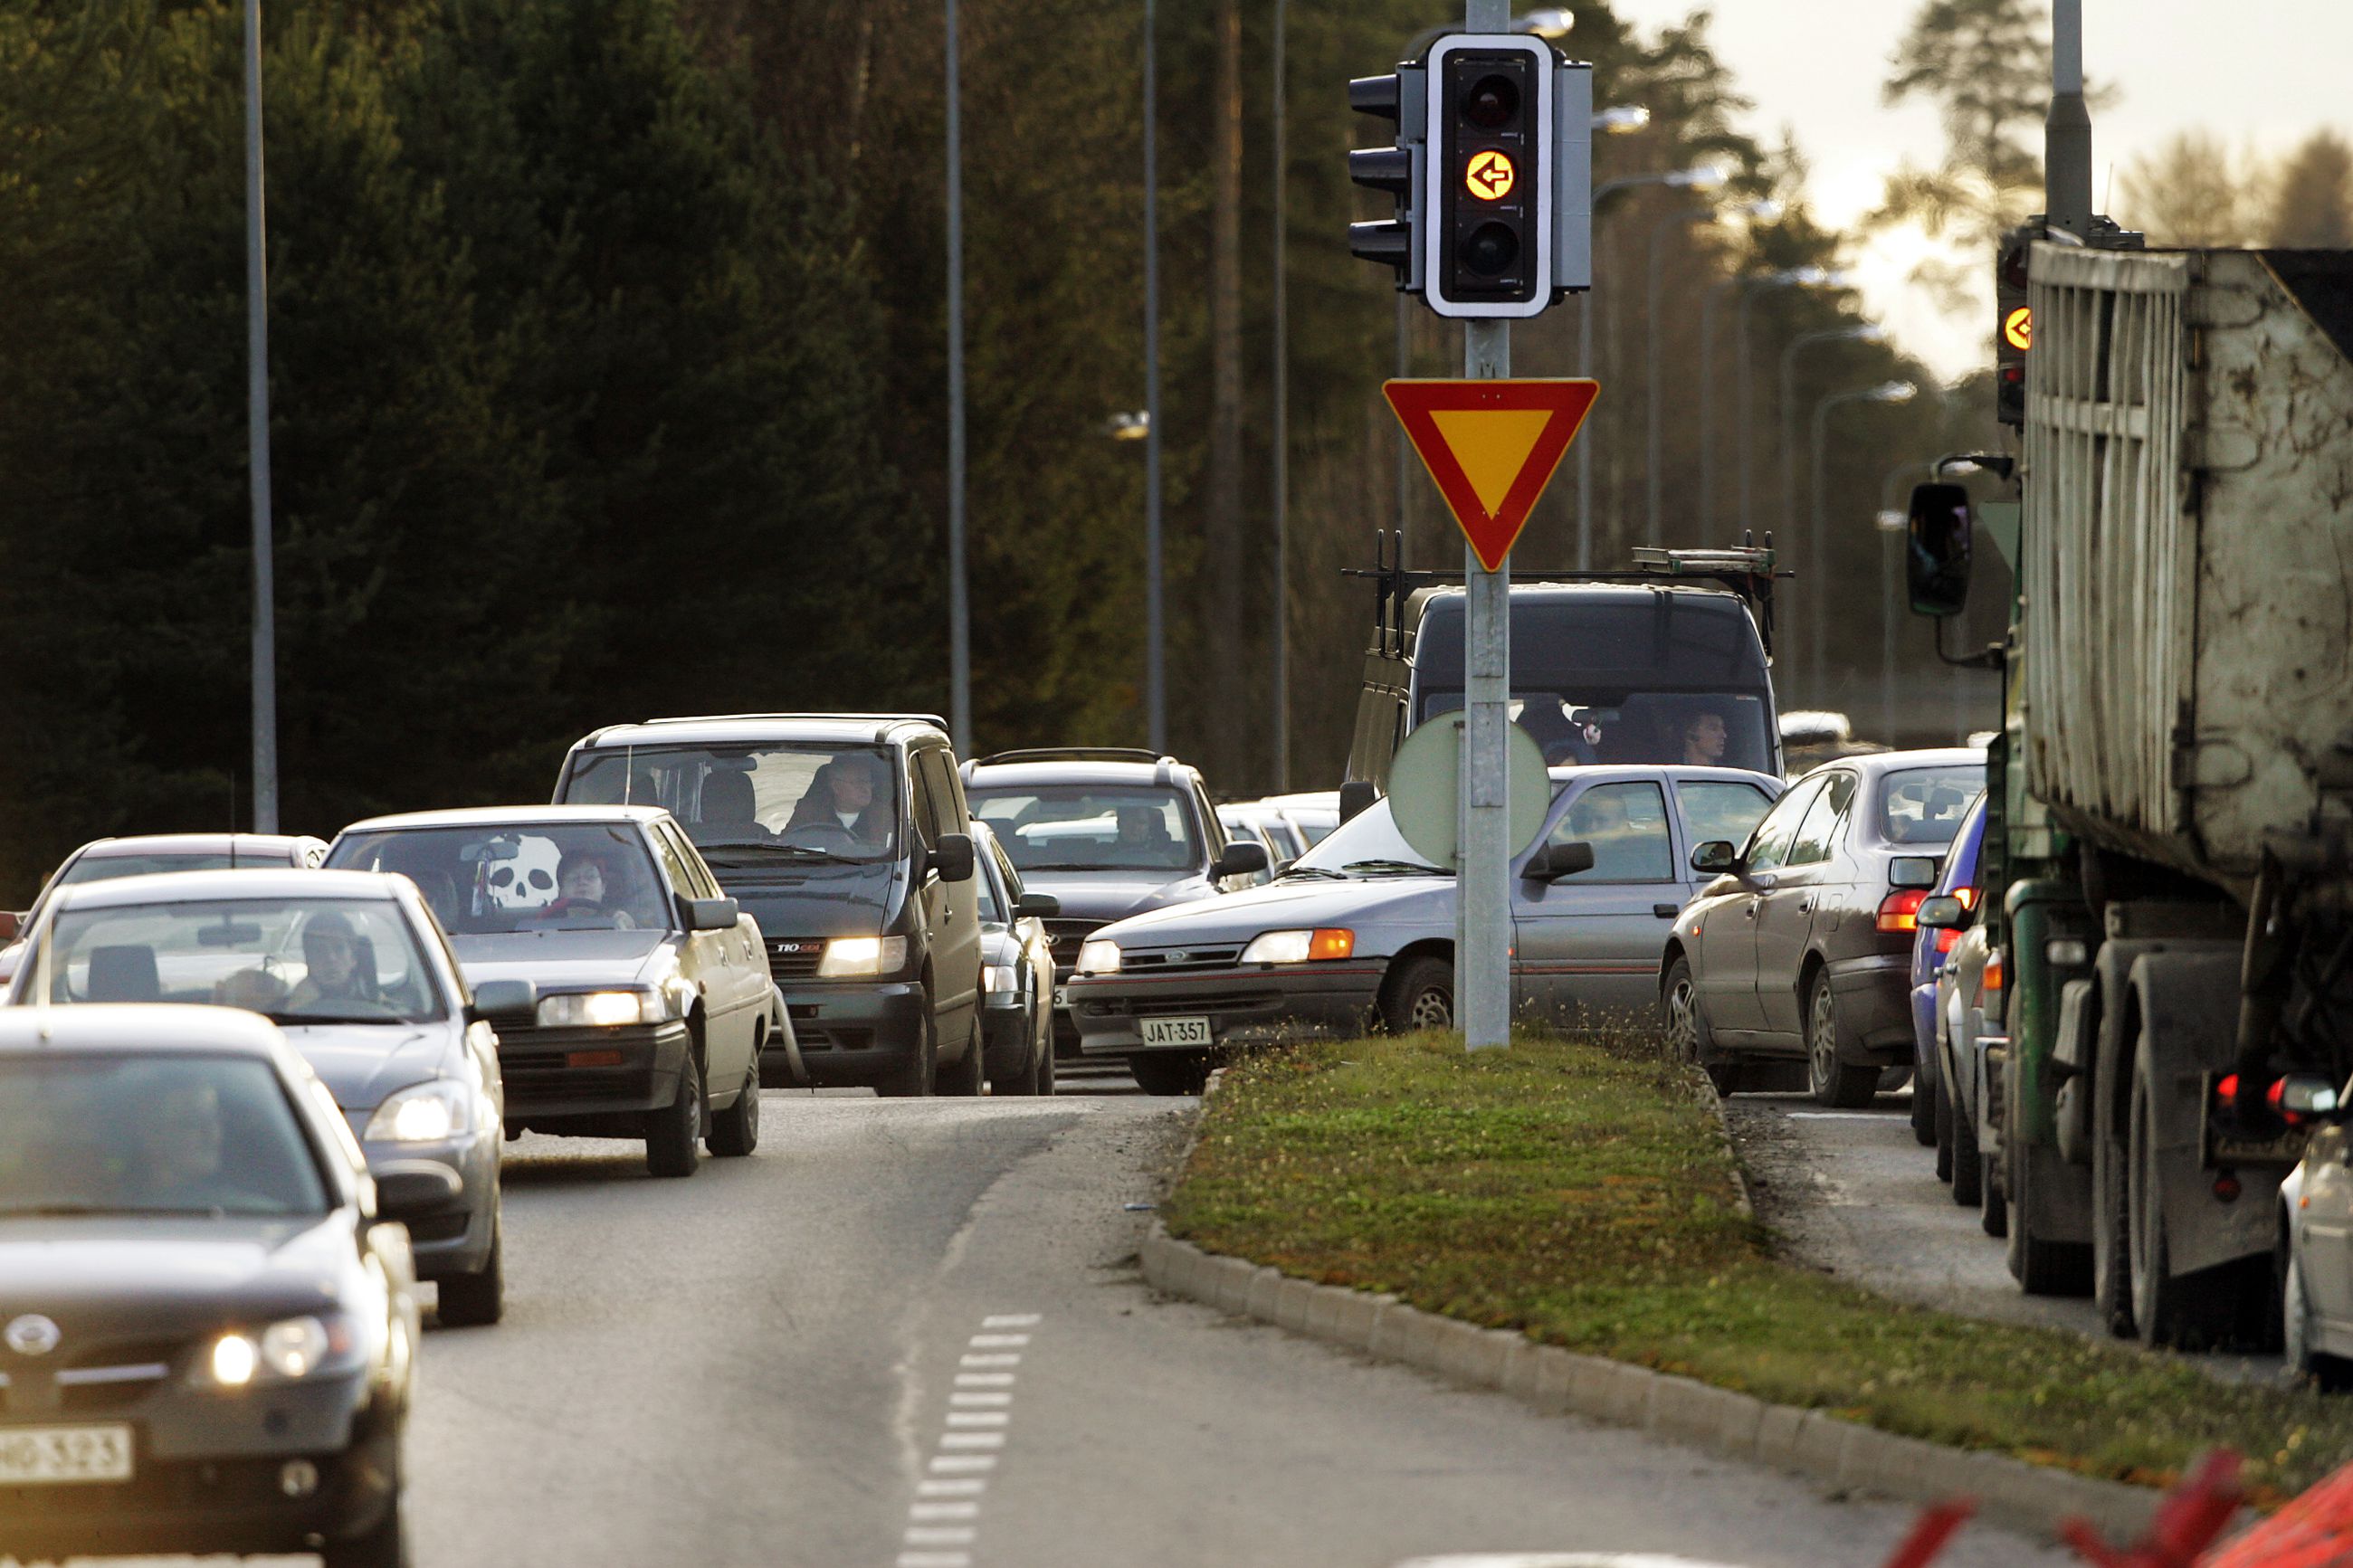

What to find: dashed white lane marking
left=901, top=1313, right=1037, bottom=1568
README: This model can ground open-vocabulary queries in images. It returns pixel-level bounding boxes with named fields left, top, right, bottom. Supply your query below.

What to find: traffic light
left=1348, top=66, right=1426, bottom=292
left=1994, top=223, right=2038, bottom=427
left=1425, top=35, right=1554, bottom=318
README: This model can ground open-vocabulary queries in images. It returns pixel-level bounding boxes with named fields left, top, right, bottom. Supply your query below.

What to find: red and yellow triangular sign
left=1384, top=379, right=1600, bottom=571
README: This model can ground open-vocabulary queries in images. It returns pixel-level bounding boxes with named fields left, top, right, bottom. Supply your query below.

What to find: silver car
left=0, top=833, right=328, bottom=986
left=5, top=870, right=514, bottom=1326
left=1065, top=766, right=1783, bottom=1094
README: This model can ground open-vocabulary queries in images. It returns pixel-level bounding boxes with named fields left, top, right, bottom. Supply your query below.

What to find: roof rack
left=967, top=746, right=1175, bottom=769
left=1341, top=530, right=1791, bottom=660
left=625, top=712, right=949, bottom=730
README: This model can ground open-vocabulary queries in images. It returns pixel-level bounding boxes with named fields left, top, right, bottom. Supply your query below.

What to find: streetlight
left=1272, top=0, right=1288, bottom=789
left=1143, top=0, right=1165, bottom=750
left=1644, top=204, right=1712, bottom=549
left=944, top=0, right=971, bottom=755
left=1575, top=163, right=1725, bottom=568
left=1808, top=379, right=1916, bottom=705
left=243, top=0, right=278, bottom=833
left=1735, top=267, right=1848, bottom=535
left=1780, top=322, right=1884, bottom=546
left=1653, top=198, right=1777, bottom=550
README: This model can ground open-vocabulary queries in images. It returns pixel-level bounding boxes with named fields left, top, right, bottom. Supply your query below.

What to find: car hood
left=699, top=860, right=898, bottom=941
left=450, top=928, right=669, bottom=992
left=0, top=1215, right=352, bottom=1337
left=1017, top=870, right=1218, bottom=923
left=279, top=1023, right=452, bottom=1115
left=1094, top=875, right=1452, bottom=948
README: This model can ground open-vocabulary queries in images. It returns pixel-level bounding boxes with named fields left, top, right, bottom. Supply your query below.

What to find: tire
left=992, top=1023, right=1045, bottom=1096
left=1129, top=1051, right=1211, bottom=1097
left=644, top=1047, right=702, bottom=1179
left=1037, top=1007, right=1057, bottom=1097
left=1933, top=1079, right=1955, bottom=1183
left=1662, top=956, right=1707, bottom=1062
left=877, top=1002, right=938, bottom=1098
left=435, top=1212, right=503, bottom=1328
left=1805, top=971, right=1876, bottom=1108
left=2128, top=1062, right=2215, bottom=1350
left=1380, top=955, right=1455, bottom=1034
left=321, top=1486, right=411, bottom=1568
left=938, top=1023, right=985, bottom=1097
left=707, top=1062, right=761, bottom=1156
left=1981, top=1153, right=2009, bottom=1238
left=1910, top=1053, right=1939, bottom=1146
left=1951, top=1089, right=1983, bottom=1206
left=2006, top=1135, right=2093, bottom=1295
left=2092, top=1038, right=2136, bottom=1335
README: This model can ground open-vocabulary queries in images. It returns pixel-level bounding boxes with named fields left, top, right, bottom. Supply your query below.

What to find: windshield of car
left=57, top=851, right=242, bottom=887
left=563, top=744, right=901, bottom=863
left=1284, top=799, right=1451, bottom=879
left=1419, top=689, right=1775, bottom=774
left=967, top=784, right=1204, bottom=874
left=0, top=1053, right=329, bottom=1219
left=328, top=824, right=670, bottom=936
left=31, top=898, right=447, bottom=1024
left=1879, top=766, right=1984, bottom=847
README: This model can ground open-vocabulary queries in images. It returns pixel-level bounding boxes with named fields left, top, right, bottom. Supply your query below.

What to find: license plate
left=1139, top=1016, right=1213, bottom=1047
left=0, top=1424, right=133, bottom=1485
left=1053, top=988, right=1070, bottom=1010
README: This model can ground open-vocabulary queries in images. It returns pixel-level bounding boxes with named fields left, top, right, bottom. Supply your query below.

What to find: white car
left=2282, top=1107, right=2353, bottom=1390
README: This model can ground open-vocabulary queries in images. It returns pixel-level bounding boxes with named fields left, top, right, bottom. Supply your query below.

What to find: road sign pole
left=1459, top=319, right=1511, bottom=1050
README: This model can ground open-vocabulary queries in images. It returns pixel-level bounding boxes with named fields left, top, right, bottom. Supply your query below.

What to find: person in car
left=285, top=911, right=385, bottom=1012
left=1116, top=806, right=1187, bottom=869
left=533, top=850, right=641, bottom=929
left=1681, top=708, right=1730, bottom=766
left=786, top=754, right=892, bottom=847
left=119, top=1078, right=280, bottom=1214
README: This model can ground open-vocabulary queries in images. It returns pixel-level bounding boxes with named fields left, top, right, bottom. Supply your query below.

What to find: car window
left=328, top=823, right=671, bottom=936
left=917, top=749, right=962, bottom=842
left=33, top=897, right=448, bottom=1024
left=564, top=743, right=900, bottom=863
left=973, top=847, right=1007, bottom=924
left=58, top=852, right=239, bottom=886
left=658, top=823, right=724, bottom=900
left=1787, top=771, right=1859, bottom=868
left=1880, top=765, right=1984, bottom=847
left=908, top=753, right=941, bottom=851
left=1548, top=782, right=1672, bottom=883
left=967, top=784, right=1205, bottom=874
left=646, top=825, right=700, bottom=903
left=1677, top=781, right=1776, bottom=859
left=986, top=832, right=1024, bottom=905
left=1745, top=774, right=1825, bottom=873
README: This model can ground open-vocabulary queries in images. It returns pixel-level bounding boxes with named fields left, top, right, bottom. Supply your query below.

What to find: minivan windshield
left=967, top=785, right=1203, bottom=874
left=0, top=1053, right=329, bottom=1219
left=565, top=744, right=900, bottom=865
left=31, top=898, right=446, bottom=1024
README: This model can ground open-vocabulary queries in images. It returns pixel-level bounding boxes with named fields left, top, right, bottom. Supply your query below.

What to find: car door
left=1752, top=769, right=1859, bottom=1040
left=913, top=746, right=983, bottom=1043
left=1698, top=774, right=1823, bottom=1035
left=648, top=822, right=758, bottom=1090
left=1514, top=777, right=1684, bottom=1021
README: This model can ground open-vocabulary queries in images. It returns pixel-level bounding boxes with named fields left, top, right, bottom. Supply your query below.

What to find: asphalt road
left=1725, top=1088, right=2286, bottom=1384
left=55, top=1077, right=2073, bottom=1568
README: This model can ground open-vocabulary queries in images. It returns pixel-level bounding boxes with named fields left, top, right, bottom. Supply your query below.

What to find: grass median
left=1161, top=1029, right=2353, bottom=1501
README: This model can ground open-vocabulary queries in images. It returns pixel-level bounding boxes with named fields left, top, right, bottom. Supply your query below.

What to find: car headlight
left=981, top=964, right=1018, bottom=998
left=817, top=935, right=909, bottom=979
left=363, top=1080, right=475, bottom=1144
left=537, top=988, right=678, bottom=1028
left=1239, top=927, right=1355, bottom=965
left=1076, top=939, right=1121, bottom=975
left=200, top=1315, right=357, bottom=1388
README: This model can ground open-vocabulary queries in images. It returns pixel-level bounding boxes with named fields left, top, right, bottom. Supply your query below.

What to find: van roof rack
left=1341, top=531, right=1790, bottom=660
left=967, top=746, right=1176, bottom=769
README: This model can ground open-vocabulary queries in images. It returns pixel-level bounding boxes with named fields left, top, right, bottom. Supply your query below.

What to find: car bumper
left=497, top=1021, right=691, bottom=1136
left=1066, top=965, right=1386, bottom=1053
left=357, top=1125, right=500, bottom=1280
left=1828, top=952, right=1917, bottom=1060
left=779, top=979, right=928, bottom=1086
left=0, top=1374, right=399, bottom=1561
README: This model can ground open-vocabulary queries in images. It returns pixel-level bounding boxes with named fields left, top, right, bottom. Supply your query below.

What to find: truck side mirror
left=1907, top=481, right=1974, bottom=618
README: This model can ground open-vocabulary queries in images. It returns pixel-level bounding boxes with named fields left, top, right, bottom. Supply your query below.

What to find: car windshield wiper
left=700, top=844, right=858, bottom=864
left=1275, top=865, right=1348, bottom=881
left=1340, top=859, right=1447, bottom=877
left=266, top=1012, right=419, bottom=1027
left=1016, top=861, right=1134, bottom=872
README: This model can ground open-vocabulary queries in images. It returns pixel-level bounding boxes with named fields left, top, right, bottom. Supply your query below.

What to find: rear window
left=59, top=853, right=237, bottom=886
left=1880, top=766, right=1983, bottom=847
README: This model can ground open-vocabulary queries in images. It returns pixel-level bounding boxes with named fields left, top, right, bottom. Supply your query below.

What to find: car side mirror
left=1016, top=891, right=1060, bottom=918
left=1521, top=841, right=1596, bottom=883
left=1338, top=780, right=1378, bottom=824
left=1889, top=856, right=1941, bottom=890
left=1215, top=841, right=1270, bottom=879
left=2277, top=1073, right=2344, bottom=1119
left=932, top=832, right=976, bottom=883
left=371, top=1161, right=462, bottom=1225
left=1690, top=840, right=1739, bottom=875
left=1916, top=895, right=1970, bottom=930
left=1907, top=481, right=1974, bottom=618
left=465, top=978, right=538, bottom=1028
left=677, top=895, right=740, bottom=932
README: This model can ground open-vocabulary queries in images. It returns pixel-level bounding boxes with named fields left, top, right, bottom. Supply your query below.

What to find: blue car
left=1909, top=793, right=1987, bottom=1151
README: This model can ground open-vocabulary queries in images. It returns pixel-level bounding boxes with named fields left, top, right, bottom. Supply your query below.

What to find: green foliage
left=1875, top=0, right=2052, bottom=249
left=1169, top=1031, right=2353, bottom=1498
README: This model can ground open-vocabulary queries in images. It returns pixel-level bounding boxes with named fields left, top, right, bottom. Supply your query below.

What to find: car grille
left=1079, top=992, right=1276, bottom=1019
left=1120, top=946, right=1244, bottom=973
left=0, top=1336, right=182, bottom=1415
left=765, top=939, right=825, bottom=980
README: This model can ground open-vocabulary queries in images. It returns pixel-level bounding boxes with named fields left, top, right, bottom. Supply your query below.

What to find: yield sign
left=1383, top=379, right=1600, bottom=571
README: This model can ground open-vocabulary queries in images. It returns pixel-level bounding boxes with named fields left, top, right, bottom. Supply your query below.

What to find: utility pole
left=1271, top=0, right=1290, bottom=791
left=243, top=0, right=278, bottom=835
left=2046, top=0, right=2092, bottom=240
left=1142, top=0, right=1166, bottom=751
left=944, top=0, right=971, bottom=755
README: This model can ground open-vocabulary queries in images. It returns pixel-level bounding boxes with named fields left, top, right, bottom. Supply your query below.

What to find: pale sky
left=1601, top=0, right=2353, bottom=378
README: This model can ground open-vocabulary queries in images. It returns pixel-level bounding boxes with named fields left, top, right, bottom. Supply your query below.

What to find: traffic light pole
left=1457, top=0, right=1510, bottom=1051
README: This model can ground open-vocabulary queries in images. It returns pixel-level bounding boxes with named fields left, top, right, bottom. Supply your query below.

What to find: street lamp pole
left=1142, top=0, right=1166, bottom=751
left=944, top=0, right=971, bottom=755
left=1270, top=0, right=1288, bottom=790
left=1645, top=205, right=1710, bottom=549
left=1734, top=268, right=1843, bottom=537
left=243, top=0, right=278, bottom=834
left=1808, top=380, right=1915, bottom=706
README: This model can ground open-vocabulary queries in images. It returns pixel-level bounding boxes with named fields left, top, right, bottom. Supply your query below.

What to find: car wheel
left=1129, top=1051, right=1211, bottom=1097
left=940, top=1023, right=985, bottom=1097
left=1380, top=955, right=1454, bottom=1035
left=1933, top=1076, right=1954, bottom=1183
left=644, top=1047, right=702, bottom=1179
left=1804, top=970, right=1876, bottom=1108
left=708, top=1061, right=761, bottom=1156
left=995, top=1012, right=1046, bottom=1097
left=1036, top=1003, right=1057, bottom=1096
left=1980, top=1151, right=2008, bottom=1238
left=877, top=1000, right=938, bottom=1098
left=321, top=1483, right=411, bottom=1568
left=1910, top=1054, right=1939, bottom=1146
left=434, top=1212, right=503, bottom=1328
left=1951, top=1091, right=1983, bottom=1207
left=1661, top=956, right=1706, bottom=1064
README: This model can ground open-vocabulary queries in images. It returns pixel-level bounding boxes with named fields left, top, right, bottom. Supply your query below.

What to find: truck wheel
left=2092, top=1042, right=2135, bottom=1335
left=2006, top=1136, right=2091, bottom=1295
left=2127, top=1062, right=2215, bottom=1349
left=1805, top=973, right=1877, bottom=1108
left=1910, top=1056, right=1939, bottom=1147
left=1951, top=1095, right=1984, bottom=1207
left=1380, top=955, right=1455, bottom=1034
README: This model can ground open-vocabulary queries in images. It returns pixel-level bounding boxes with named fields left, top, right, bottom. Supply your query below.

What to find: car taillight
left=1983, top=950, right=2004, bottom=993
left=1955, top=887, right=1979, bottom=909
left=1878, top=889, right=1928, bottom=933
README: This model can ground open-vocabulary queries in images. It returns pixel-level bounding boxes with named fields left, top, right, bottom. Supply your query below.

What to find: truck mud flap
left=2129, top=947, right=2276, bottom=1278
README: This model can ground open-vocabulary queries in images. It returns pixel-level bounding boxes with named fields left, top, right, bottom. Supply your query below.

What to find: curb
left=1138, top=1224, right=2165, bottom=1545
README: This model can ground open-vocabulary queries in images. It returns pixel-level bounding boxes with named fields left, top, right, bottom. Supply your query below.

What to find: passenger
left=1681, top=708, right=1730, bottom=767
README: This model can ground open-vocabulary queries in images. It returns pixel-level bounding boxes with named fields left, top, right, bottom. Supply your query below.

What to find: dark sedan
left=0, top=1005, right=437, bottom=1566
left=971, top=822, right=1058, bottom=1095
left=1662, top=748, right=1984, bottom=1105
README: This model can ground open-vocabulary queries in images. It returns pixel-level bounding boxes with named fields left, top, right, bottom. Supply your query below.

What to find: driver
left=119, top=1079, right=273, bottom=1213
left=534, top=850, right=639, bottom=929
left=1681, top=708, right=1729, bottom=767
left=1116, top=806, right=1183, bottom=867
left=787, top=753, right=892, bottom=846
left=285, top=911, right=380, bottom=1012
